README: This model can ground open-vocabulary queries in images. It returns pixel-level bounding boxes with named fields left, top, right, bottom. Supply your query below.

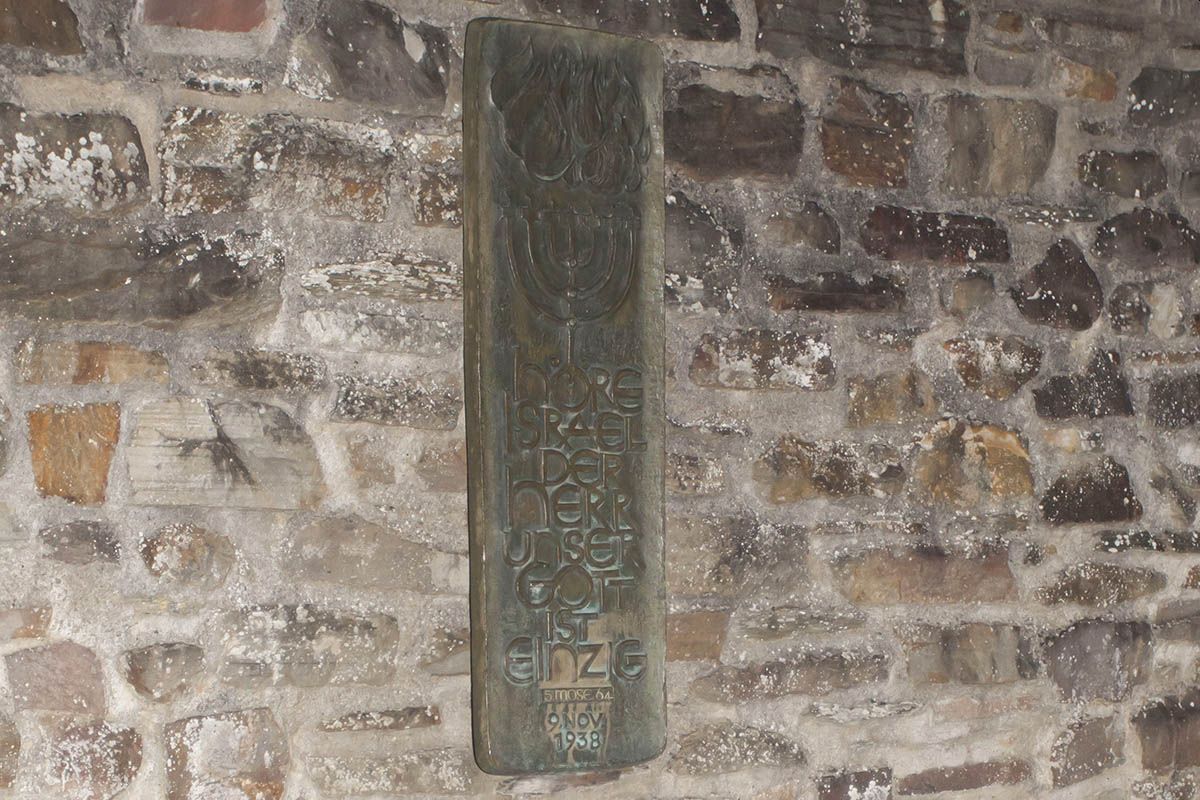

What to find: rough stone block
left=28, top=403, right=120, bottom=505
left=756, top=0, right=969, bottom=76
left=1044, top=620, right=1151, bottom=701
left=941, top=96, right=1057, bottom=196
left=669, top=721, right=805, bottom=775
left=666, top=85, right=805, bottom=180
left=755, top=437, right=904, bottom=502
left=821, top=78, right=913, bottom=188
left=126, top=399, right=325, bottom=509
left=691, top=329, right=835, bottom=390
left=0, top=104, right=146, bottom=211
left=165, top=708, right=288, bottom=800
left=285, top=1, right=449, bottom=111
left=219, top=605, right=399, bottom=688
left=5, top=640, right=105, bottom=714
left=0, top=0, right=83, bottom=54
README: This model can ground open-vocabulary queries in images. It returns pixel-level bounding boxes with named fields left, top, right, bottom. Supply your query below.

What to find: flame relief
left=491, top=39, right=651, bottom=329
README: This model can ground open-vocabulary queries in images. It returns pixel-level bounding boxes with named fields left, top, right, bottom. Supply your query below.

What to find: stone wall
left=1, top=0, right=1199, bottom=797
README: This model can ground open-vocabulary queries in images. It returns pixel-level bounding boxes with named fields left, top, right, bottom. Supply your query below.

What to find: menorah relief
left=464, top=18, right=664, bottom=776
left=490, top=37, right=650, bottom=340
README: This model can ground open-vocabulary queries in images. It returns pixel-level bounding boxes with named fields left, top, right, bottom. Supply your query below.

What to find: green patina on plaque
left=463, top=18, right=666, bottom=775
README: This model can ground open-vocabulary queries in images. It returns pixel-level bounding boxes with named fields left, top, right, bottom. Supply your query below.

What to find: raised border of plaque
left=463, top=18, right=666, bottom=775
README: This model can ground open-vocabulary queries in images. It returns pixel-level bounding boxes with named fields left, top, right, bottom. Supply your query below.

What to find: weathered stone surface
left=1079, top=150, right=1167, bottom=198
left=1034, top=350, right=1133, bottom=419
left=975, top=43, right=1038, bottom=88
left=301, top=252, right=460, bottom=301
left=847, top=369, right=938, bottom=427
left=669, top=516, right=809, bottom=603
left=411, top=168, right=461, bottom=227
left=1011, top=240, right=1103, bottom=330
left=897, top=759, right=1031, bottom=795
left=1054, top=56, right=1117, bottom=102
left=414, top=440, right=466, bottom=493
left=525, top=0, right=738, bottom=41
left=140, top=523, right=235, bottom=588
left=1109, top=283, right=1152, bottom=333
left=691, top=329, right=834, bottom=390
left=818, top=769, right=892, bottom=800
left=668, top=516, right=755, bottom=599
left=0, top=229, right=280, bottom=326
left=1040, top=457, right=1142, bottom=525
left=691, top=650, right=888, bottom=702
left=767, top=272, right=904, bottom=313
left=301, top=309, right=457, bottom=356
left=666, top=85, right=804, bottom=180
left=1184, top=170, right=1200, bottom=204
left=0, top=714, right=15, bottom=789
left=308, top=749, right=474, bottom=795
left=1102, top=529, right=1200, bottom=554
left=419, top=623, right=468, bottom=676
left=1038, top=562, right=1166, bottom=608
left=28, top=403, right=120, bottom=505
left=0, top=105, right=146, bottom=211
left=1153, top=464, right=1200, bottom=527
left=319, top=706, right=440, bottom=733
left=1151, top=373, right=1200, bottom=428
left=911, top=421, right=1033, bottom=509
left=667, top=610, right=729, bottom=661
left=942, top=96, right=1057, bottom=196
left=16, top=340, right=168, bottom=385
left=343, top=432, right=396, bottom=488
left=220, top=605, right=399, bottom=688
left=333, top=374, right=460, bottom=429
left=1135, top=777, right=1196, bottom=800
left=754, top=437, right=903, bottom=502
left=1134, top=690, right=1200, bottom=771
left=903, top=623, right=1036, bottom=685
left=5, top=641, right=104, bottom=714
left=47, top=721, right=142, bottom=800
left=821, top=79, right=913, bottom=188
left=191, top=349, right=324, bottom=391
left=285, top=1, right=449, bottom=111
left=40, top=520, right=120, bottom=564
left=160, top=107, right=395, bottom=221
left=498, top=771, right=621, bottom=797
left=120, top=642, right=205, bottom=703
left=944, top=336, right=1041, bottom=400
left=738, top=604, right=864, bottom=641
left=284, top=514, right=462, bottom=593
left=1044, top=620, right=1151, bottom=701
left=665, top=191, right=741, bottom=311
left=1129, top=68, right=1200, bottom=127
left=834, top=542, right=1016, bottom=604
left=669, top=721, right=805, bottom=774
left=0, top=0, right=84, bottom=54
left=1093, top=208, right=1200, bottom=270
left=127, top=399, right=325, bottom=509
left=861, top=206, right=1010, bottom=264
left=756, top=0, right=969, bottom=76
left=165, top=708, right=288, bottom=800
left=763, top=201, right=839, bottom=254
left=948, top=270, right=995, bottom=315
left=1052, top=716, right=1123, bottom=787
left=0, top=606, right=51, bottom=641
left=143, top=0, right=268, bottom=32
left=667, top=452, right=724, bottom=495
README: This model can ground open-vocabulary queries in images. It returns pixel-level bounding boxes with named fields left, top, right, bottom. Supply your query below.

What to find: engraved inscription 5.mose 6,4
left=464, top=18, right=665, bottom=775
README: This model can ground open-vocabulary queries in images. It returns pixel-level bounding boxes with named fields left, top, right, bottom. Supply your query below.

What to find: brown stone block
left=28, top=403, right=120, bottom=505
left=143, top=0, right=268, bottom=32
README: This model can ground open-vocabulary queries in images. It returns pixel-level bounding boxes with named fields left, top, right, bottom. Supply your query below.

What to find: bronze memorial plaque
left=463, top=18, right=665, bottom=774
